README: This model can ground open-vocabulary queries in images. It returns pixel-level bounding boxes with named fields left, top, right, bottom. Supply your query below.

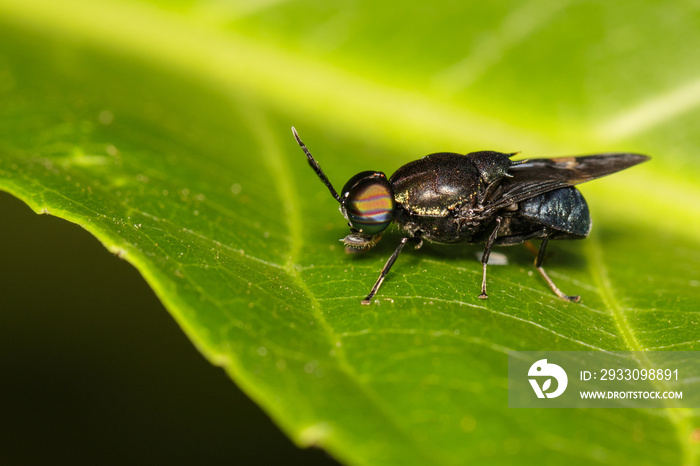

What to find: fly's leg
left=479, top=217, right=502, bottom=299
left=535, top=235, right=580, bottom=302
left=362, top=236, right=419, bottom=305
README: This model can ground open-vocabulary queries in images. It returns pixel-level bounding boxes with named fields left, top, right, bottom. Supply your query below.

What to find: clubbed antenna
left=292, top=127, right=341, bottom=203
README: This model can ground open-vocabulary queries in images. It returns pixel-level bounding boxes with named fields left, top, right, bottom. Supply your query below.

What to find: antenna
left=292, top=127, right=341, bottom=203
left=509, top=152, right=528, bottom=165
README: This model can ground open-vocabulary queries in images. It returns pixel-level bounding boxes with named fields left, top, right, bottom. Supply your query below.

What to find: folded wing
left=484, top=153, right=650, bottom=214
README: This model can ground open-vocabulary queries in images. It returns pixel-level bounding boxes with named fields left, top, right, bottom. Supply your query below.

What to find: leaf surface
left=0, top=1, right=699, bottom=465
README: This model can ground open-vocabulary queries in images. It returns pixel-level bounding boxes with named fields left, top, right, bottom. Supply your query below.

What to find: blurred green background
left=1, top=0, right=699, bottom=465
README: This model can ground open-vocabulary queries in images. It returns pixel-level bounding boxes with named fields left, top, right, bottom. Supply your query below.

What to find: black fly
left=292, top=127, right=649, bottom=304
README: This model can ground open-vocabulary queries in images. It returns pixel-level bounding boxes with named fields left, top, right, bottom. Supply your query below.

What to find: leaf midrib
left=587, top=236, right=697, bottom=466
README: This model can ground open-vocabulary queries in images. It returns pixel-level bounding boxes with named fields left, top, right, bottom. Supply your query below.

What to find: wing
left=483, top=153, right=650, bottom=214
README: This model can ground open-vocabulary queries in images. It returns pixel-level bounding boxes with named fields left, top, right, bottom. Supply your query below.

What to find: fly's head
left=340, top=171, right=394, bottom=253
left=292, top=127, right=395, bottom=254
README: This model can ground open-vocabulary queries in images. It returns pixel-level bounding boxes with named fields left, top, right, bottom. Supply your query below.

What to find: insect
left=292, top=127, right=649, bottom=305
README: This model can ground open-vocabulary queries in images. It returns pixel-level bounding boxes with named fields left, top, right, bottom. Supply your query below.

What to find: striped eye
left=341, top=171, right=395, bottom=235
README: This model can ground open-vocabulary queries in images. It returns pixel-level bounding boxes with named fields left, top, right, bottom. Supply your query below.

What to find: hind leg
left=535, top=234, right=580, bottom=302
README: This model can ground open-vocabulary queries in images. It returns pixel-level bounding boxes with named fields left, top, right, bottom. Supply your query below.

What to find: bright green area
left=0, top=0, right=699, bottom=465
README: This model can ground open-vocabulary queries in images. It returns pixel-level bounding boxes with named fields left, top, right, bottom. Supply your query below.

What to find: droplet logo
left=528, top=359, right=568, bottom=398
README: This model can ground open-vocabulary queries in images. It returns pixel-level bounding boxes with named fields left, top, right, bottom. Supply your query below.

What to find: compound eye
left=341, top=171, right=395, bottom=235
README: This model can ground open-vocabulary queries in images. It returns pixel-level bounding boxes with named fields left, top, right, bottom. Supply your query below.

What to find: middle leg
left=479, top=216, right=502, bottom=299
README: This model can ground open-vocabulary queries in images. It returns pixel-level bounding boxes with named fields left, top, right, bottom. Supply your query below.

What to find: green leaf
left=1, top=0, right=699, bottom=465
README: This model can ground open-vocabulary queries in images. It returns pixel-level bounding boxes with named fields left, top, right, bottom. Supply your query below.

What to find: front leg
left=362, top=236, right=421, bottom=305
left=479, top=216, right=502, bottom=299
